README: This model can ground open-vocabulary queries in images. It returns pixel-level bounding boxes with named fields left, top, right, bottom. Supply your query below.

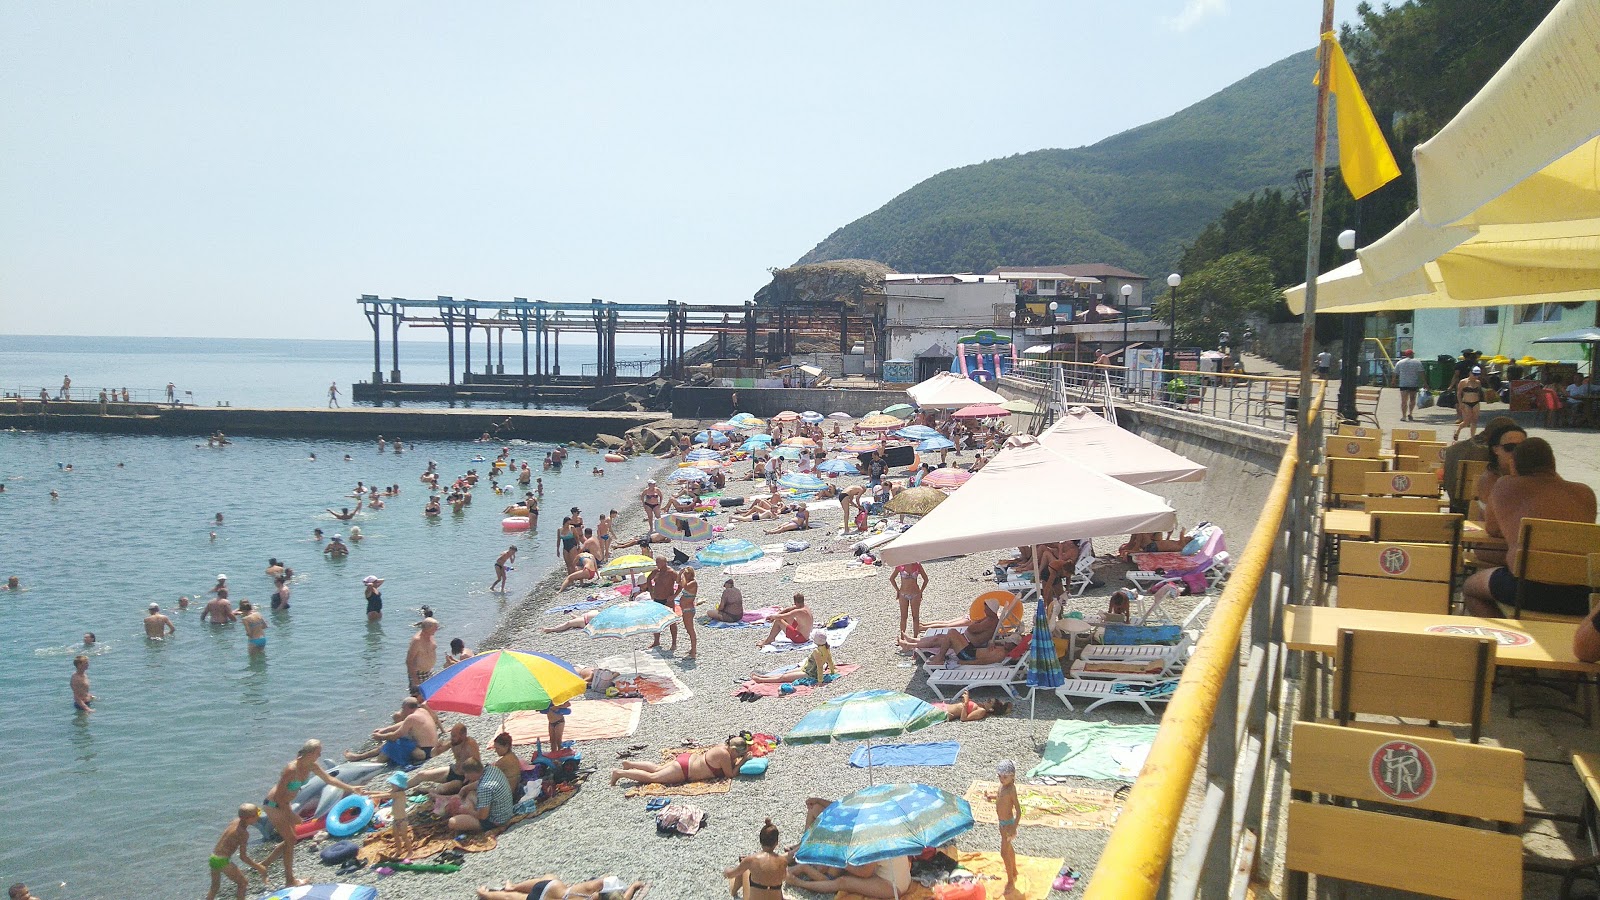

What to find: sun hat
left=362, top=575, right=378, bottom=584
left=217, top=574, right=227, bottom=580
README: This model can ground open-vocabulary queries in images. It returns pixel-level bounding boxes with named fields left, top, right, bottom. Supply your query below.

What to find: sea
left=0, top=336, right=666, bottom=898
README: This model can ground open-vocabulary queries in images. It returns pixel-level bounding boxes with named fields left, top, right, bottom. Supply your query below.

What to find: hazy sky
left=1, top=1, right=1360, bottom=342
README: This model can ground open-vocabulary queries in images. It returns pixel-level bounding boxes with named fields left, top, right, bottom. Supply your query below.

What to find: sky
left=1, top=0, right=1361, bottom=342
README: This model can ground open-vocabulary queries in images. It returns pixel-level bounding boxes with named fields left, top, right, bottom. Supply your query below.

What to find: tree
left=1154, top=252, right=1281, bottom=349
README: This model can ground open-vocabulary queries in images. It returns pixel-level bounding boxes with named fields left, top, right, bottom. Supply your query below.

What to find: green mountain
left=796, top=48, right=1320, bottom=278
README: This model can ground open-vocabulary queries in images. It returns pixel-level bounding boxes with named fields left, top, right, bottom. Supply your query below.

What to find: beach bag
left=1439, top=389, right=1457, bottom=408
left=1418, top=388, right=1435, bottom=409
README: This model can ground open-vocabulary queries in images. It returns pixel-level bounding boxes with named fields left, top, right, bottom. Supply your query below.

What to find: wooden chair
left=1373, top=510, right=1464, bottom=594
left=1392, top=426, right=1439, bottom=443
left=1338, top=541, right=1456, bottom=621
left=1353, top=386, right=1383, bottom=426
left=1336, top=424, right=1377, bottom=438
left=1327, top=627, right=1496, bottom=743
left=1362, top=470, right=1442, bottom=499
left=1287, top=722, right=1524, bottom=899
left=1501, top=520, right=1600, bottom=723
left=1327, top=434, right=1382, bottom=460
left=1362, top=496, right=1444, bottom=514
left=1325, top=456, right=1386, bottom=508
left=1395, top=439, right=1448, bottom=469
left=1335, top=573, right=1451, bottom=615
left=1448, top=457, right=1488, bottom=518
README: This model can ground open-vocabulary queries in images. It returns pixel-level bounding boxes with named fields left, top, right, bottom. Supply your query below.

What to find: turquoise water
left=0, top=429, right=659, bottom=898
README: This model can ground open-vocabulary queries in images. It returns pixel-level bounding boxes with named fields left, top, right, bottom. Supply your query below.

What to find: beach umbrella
left=882, top=403, right=917, bottom=419
left=818, top=459, right=861, bottom=476
left=779, top=472, right=828, bottom=492
left=258, top=886, right=379, bottom=900
left=922, top=468, right=971, bottom=490
left=696, top=537, right=764, bottom=566
left=685, top=448, right=723, bottom=462
left=710, top=421, right=743, bottom=433
left=771, top=446, right=804, bottom=461
left=418, top=650, right=587, bottom=716
left=1001, top=397, right=1042, bottom=414
left=730, top=412, right=762, bottom=426
left=885, top=486, right=947, bottom=517
left=667, top=467, right=711, bottom=484
left=950, top=404, right=1010, bottom=419
left=743, top=433, right=774, bottom=445
left=781, top=436, right=817, bottom=448
left=893, top=425, right=942, bottom=441
left=772, top=410, right=801, bottom=422
left=866, top=410, right=882, bottom=417
left=690, top=459, right=724, bottom=471
left=707, top=431, right=730, bottom=446
left=785, top=689, right=946, bottom=783
left=584, top=599, right=677, bottom=670
left=857, top=414, right=903, bottom=431
left=828, top=411, right=853, bottom=419
left=739, top=438, right=771, bottom=452
left=654, top=513, right=712, bottom=541
left=801, top=410, right=824, bottom=424
left=1025, top=596, right=1065, bottom=719
left=840, top=440, right=883, bottom=454
left=916, top=436, right=955, bottom=452
left=598, top=554, right=658, bottom=579
left=794, top=783, right=974, bottom=886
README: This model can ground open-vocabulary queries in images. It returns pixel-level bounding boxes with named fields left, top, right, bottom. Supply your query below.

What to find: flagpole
left=1292, top=0, right=1337, bottom=610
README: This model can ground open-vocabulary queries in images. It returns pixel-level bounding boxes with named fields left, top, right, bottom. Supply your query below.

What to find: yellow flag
left=1320, top=34, right=1400, bottom=199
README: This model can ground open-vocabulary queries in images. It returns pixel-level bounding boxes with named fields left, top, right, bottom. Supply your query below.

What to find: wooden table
left=1283, top=605, right=1597, bottom=673
left=1318, top=509, right=1506, bottom=548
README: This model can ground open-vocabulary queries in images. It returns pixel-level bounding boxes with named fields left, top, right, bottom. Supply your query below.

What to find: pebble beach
left=298, top=435, right=1222, bottom=900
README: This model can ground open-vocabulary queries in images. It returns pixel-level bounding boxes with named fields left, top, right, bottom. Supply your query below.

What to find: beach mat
left=792, top=559, right=879, bottom=583
left=964, top=781, right=1122, bottom=830
left=723, top=557, right=785, bottom=576
left=1028, top=719, right=1160, bottom=782
left=734, top=664, right=860, bottom=699
left=503, top=699, right=642, bottom=745
left=623, top=779, right=732, bottom=799
left=837, top=850, right=1063, bottom=900
left=848, top=741, right=959, bottom=768
left=760, top=617, right=858, bottom=652
left=596, top=653, right=693, bottom=704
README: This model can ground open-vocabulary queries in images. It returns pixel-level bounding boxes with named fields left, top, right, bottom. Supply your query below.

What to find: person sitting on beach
left=896, top=597, right=1004, bottom=665
left=490, top=730, right=528, bottom=795
left=757, top=593, right=813, bottom=647
left=708, top=579, right=745, bottom=623
left=343, top=696, right=439, bottom=765
left=543, top=608, right=600, bottom=634
left=724, top=818, right=787, bottom=900
left=144, top=602, right=175, bottom=639
left=610, top=735, right=750, bottom=787
left=788, top=855, right=912, bottom=899
left=205, top=803, right=268, bottom=900
left=937, top=688, right=1014, bottom=722
left=446, top=637, right=474, bottom=664
left=448, top=757, right=514, bottom=834
left=670, top=488, right=702, bottom=513
left=731, top=493, right=785, bottom=523
left=764, top=504, right=810, bottom=535
left=751, top=629, right=836, bottom=685
left=559, top=551, right=599, bottom=591
left=409, top=722, right=481, bottom=797
left=201, top=590, right=237, bottom=624
left=477, top=875, right=648, bottom=900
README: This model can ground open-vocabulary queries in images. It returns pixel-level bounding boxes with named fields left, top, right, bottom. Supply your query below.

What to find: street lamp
left=1120, top=284, right=1133, bottom=364
left=1336, top=229, right=1360, bottom=423
left=1166, top=273, right=1181, bottom=371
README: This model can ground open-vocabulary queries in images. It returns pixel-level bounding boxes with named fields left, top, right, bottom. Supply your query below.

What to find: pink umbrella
left=922, top=468, right=972, bottom=490
left=950, top=404, right=1011, bottom=419
left=772, top=410, right=801, bottom=422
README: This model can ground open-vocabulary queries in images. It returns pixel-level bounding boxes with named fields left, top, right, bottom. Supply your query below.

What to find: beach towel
left=836, top=851, right=1064, bottom=900
left=503, top=699, right=642, bottom=745
left=723, top=557, right=785, bottom=576
left=792, top=559, right=880, bottom=583
left=733, top=664, right=860, bottom=699
left=963, top=781, right=1123, bottom=830
left=702, top=606, right=780, bottom=629
left=848, top=741, right=960, bottom=768
left=546, top=597, right=607, bottom=616
left=1027, top=720, right=1160, bottom=782
left=596, top=653, right=694, bottom=704
left=760, top=616, right=858, bottom=652
left=623, top=779, right=732, bottom=799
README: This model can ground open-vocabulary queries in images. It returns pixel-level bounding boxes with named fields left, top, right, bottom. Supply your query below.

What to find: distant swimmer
left=209, top=531, right=217, bottom=542
left=394, top=440, right=404, bottom=454
left=348, top=525, right=363, bottom=542
left=308, top=452, right=317, bottom=461
left=367, top=494, right=384, bottom=510
left=313, top=528, right=324, bottom=542
left=327, top=502, right=361, bottom=521
left=3, top=575, right=20, bottom=591
left=363, top=575, right=385, bottom=621
left=205, top=803, right=268, bottom=900
left=407, top=617, right=439, bottom=691
left=144, top=602, right=175, bottom=639
left=83, top=632, right=97, bottom=647
left=265, top=558, right=285, bottom=578
left=49, top=490, right=59, bottom=501
left=207, top=574, right=228, bottom=597
left=324, top=535, right=348, bottom=557
left=377, top=435, right=386, bottom=453
left=424, top=496, right=441, bottom=517
left=202, top=590, right=237, bottom=624
left=240, top=601, right=267, bottom=653
left=178, top=595, right=191, bottom=610
left=491, top=545, right=517, bottom=592
left=215, top=512, right=224, bottom=525
left=71, top=654, right=94, bottom=713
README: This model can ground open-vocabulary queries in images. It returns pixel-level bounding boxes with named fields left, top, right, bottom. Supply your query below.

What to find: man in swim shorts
left=345, top=696, right=439, bottom=765
left=202, top=589, right=237, bottom=624
left=644, top=557, right=680, bottom=652
left=71, top=654, right=94, bottom=713
left=757, top=594, right=814, bottom=648
left=144, top=602, right=176, bottom=639
left=240, top=600, right=267, bottom=653
left=206, top=803, right=268, bottom=900
left=411, top=722, right=481, bottom=796
left=407, top=617, right=440, bottom=691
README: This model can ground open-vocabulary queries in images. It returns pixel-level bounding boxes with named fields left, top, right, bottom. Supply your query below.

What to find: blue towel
left=848, top=741, right=960, bottom=768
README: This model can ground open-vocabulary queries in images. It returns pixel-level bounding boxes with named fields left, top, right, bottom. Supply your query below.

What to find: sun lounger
left=925, top=656, right=1028, bottom=700
left=1070, top=638, right=1190, bottom=682
left=1053, top=678, right=1178, bottom=715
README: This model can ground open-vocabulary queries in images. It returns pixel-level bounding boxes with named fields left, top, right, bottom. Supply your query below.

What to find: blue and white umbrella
left=894, top=425, right=942, bottom=441
left=817, top=459, right=860, bottom=476
left=794, top=783, right=974, bottom=881
left=739, top=439, right=770, bottom=452
left=771, top=446, right=804, bottom=461
left=685, top=448, right=723, bottom=462
left=916, top=436, right=955, bottom=452
left=696, top=538, right=764, bottom=566
left=801, top=410, right=824, bottom=424
left=1026, top=595, right=1065, bottom=716
left=778, top=472, right=828, bottom=492
left=258, top=885, right=379, bottom=900
left=667, top=467, right=711, bottom=483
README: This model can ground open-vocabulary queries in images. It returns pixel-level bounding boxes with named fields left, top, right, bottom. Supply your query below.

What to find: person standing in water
left=240, top=601, right=268, bottom=653
left=407, top=617, right=440, bottom=691
left=205, top=803, right=268, bottom=900
left=491, top=545, right=516, bottom=592
left=71, top=655, right=95, bottom=713
left=363, top=575, right=385, bottom=621
left=143, top=602, right=175, bottom=639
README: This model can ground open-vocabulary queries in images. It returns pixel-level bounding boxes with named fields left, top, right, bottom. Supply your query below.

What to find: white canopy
left=877, top=435, right=1177, bottom=567
left=905, top=372, right=1007, bottom=409
left=1037, top=407, right=1207, bottom=486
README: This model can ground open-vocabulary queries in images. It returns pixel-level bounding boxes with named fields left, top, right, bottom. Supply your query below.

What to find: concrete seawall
left=0, top=403, right=669, bottom=442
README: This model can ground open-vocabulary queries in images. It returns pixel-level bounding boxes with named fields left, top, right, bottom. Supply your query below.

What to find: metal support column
left=496, top=327, right=505, bottom=375
left=744, top=303, right=756, bottom=365
left=517, top=302, right=530, bottom=387
left=389, top=307, right=402, bottom=383
left=463, top=309, right=474, bottom=384
left=592, top=302, right=606, bottom=386
left=442, top=301, right=457, bottom=387
left=365, top=304, right=382, bottom=385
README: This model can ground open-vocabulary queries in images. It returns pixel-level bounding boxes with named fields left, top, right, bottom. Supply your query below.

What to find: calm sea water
left=0, top=338, right=664, bottom=898
left=0, top=334, right=662, bottom=408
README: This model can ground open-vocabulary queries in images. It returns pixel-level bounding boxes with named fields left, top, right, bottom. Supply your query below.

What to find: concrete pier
left=0, top=402, right=668, bottom=442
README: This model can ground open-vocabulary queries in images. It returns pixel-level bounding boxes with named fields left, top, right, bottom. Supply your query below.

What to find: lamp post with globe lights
left=1120, top=284, right=1133, bottom=365
left=1335, top=229, right=1362, bottom=423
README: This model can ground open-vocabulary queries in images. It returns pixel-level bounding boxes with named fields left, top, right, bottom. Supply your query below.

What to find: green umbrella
left=786, top=689, right=946, bottom=783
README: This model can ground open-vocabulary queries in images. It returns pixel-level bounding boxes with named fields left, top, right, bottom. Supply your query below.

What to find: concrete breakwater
left=0, top=402, right=668, bottom=442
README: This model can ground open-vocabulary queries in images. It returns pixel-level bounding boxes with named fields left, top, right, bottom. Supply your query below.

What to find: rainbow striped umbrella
left=418, top=650, right=587, bottom=716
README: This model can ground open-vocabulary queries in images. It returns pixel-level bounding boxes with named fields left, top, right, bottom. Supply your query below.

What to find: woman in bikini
left=260, top=739, right=361, bottom=890
left=609, top=735, right=749, bottom=787
left=1455, top=367, right=1485, bottom=440
left=937, top=688, right=1013, bottom=721
left=676, top=566, right=700, bottom=658
left=724, top=818, right=788, bottom=900
left=889, top=562, right=927, bottom=638
left=559, top=550, right=598, bottom=590
left=640, top=481, right=663, bottom=529
left=476, top=875, right=647, bottom=900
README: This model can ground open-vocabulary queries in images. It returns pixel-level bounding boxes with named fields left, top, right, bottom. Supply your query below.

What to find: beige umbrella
left=999, top=398, right=1041, bottom=414
left=885, top=486, right=948, bottom=517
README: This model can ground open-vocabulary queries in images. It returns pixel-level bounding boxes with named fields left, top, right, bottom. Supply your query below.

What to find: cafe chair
left=1327, top=628, right=1496, bottom=743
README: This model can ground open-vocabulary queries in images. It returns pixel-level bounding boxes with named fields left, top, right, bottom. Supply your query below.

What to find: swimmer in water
left=71, top=655, right=94, bottom=713
left=313, top=528, right=324, bottom=542
left=209, top=531, right=217, bottom=542
left=308, top=452, right=317, bottom=461
left=324, top=535, right=348, bottom=557
left=3, top=576, right=20, bottom=591
left=240, top=601, right=267, bottom=653
left=178, top=594, right=191, bottom=610
left=424, top=496, right=441, bottom=517
left=215, top=512, right=224, bottom=525
left=270, top=576, right=291, bottom=611
left=343, top=454, right=353, bottom=461
left=327, top=503, right=361, bottom=521
left=83, top=632, right=96, bottom=647
left=348, top=525, right=363, bottom=542
left=49, top=490, right=59, bottom=500
left=144, top=602, right=175, bottom=639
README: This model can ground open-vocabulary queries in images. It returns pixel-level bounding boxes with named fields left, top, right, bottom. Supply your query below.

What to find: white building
left=1411, top=302, right=1598, bottom=364
left=882, top=274, right=1018, bottom=382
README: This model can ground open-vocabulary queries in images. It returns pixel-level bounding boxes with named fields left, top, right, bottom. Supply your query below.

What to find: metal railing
left=1084, top=385, right=1325, bottom=899
left=2, top=386, right=199, bottom=406
left=1004, top=359, right=1314, bottom=434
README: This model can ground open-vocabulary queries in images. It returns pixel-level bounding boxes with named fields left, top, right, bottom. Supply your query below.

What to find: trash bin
left=1430, top=355, right=1457, bottom=390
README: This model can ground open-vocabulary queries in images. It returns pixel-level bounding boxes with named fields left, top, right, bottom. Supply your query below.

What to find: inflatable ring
left=502, top=516, right=531, bottom=531
left=325, top=794, right=375, bottom=838
left=604, top=454, right=626, bottom=463
left=508, top=505, right=530, bottom=517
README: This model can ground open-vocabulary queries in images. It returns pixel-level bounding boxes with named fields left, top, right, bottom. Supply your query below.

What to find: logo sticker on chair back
left=1370, top=740, right=1435, bottom=802
left=1345, top=441, right=1361, bottom=455
left=1404, top=430, right=1420, bottom=440
left=1390, top=474, right=1412, bottom=493
left=1377, top=546, right=1410, bottom=575
left=1423, top=624, right=1533, bottom=646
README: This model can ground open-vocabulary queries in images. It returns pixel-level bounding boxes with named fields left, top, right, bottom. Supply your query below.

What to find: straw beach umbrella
left=885, top=486, right=947, bottom=517
left=857, top=414, right=903, bottom=432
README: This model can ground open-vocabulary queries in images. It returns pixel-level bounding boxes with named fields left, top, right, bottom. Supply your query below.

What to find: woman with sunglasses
left=1472, top=421, right=1527, bottom=568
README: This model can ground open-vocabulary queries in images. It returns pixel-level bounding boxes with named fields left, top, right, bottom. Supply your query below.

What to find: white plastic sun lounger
left=924, top=657, right=1027, bottom=700
left=1053, top=677, right=1178, bottom=715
